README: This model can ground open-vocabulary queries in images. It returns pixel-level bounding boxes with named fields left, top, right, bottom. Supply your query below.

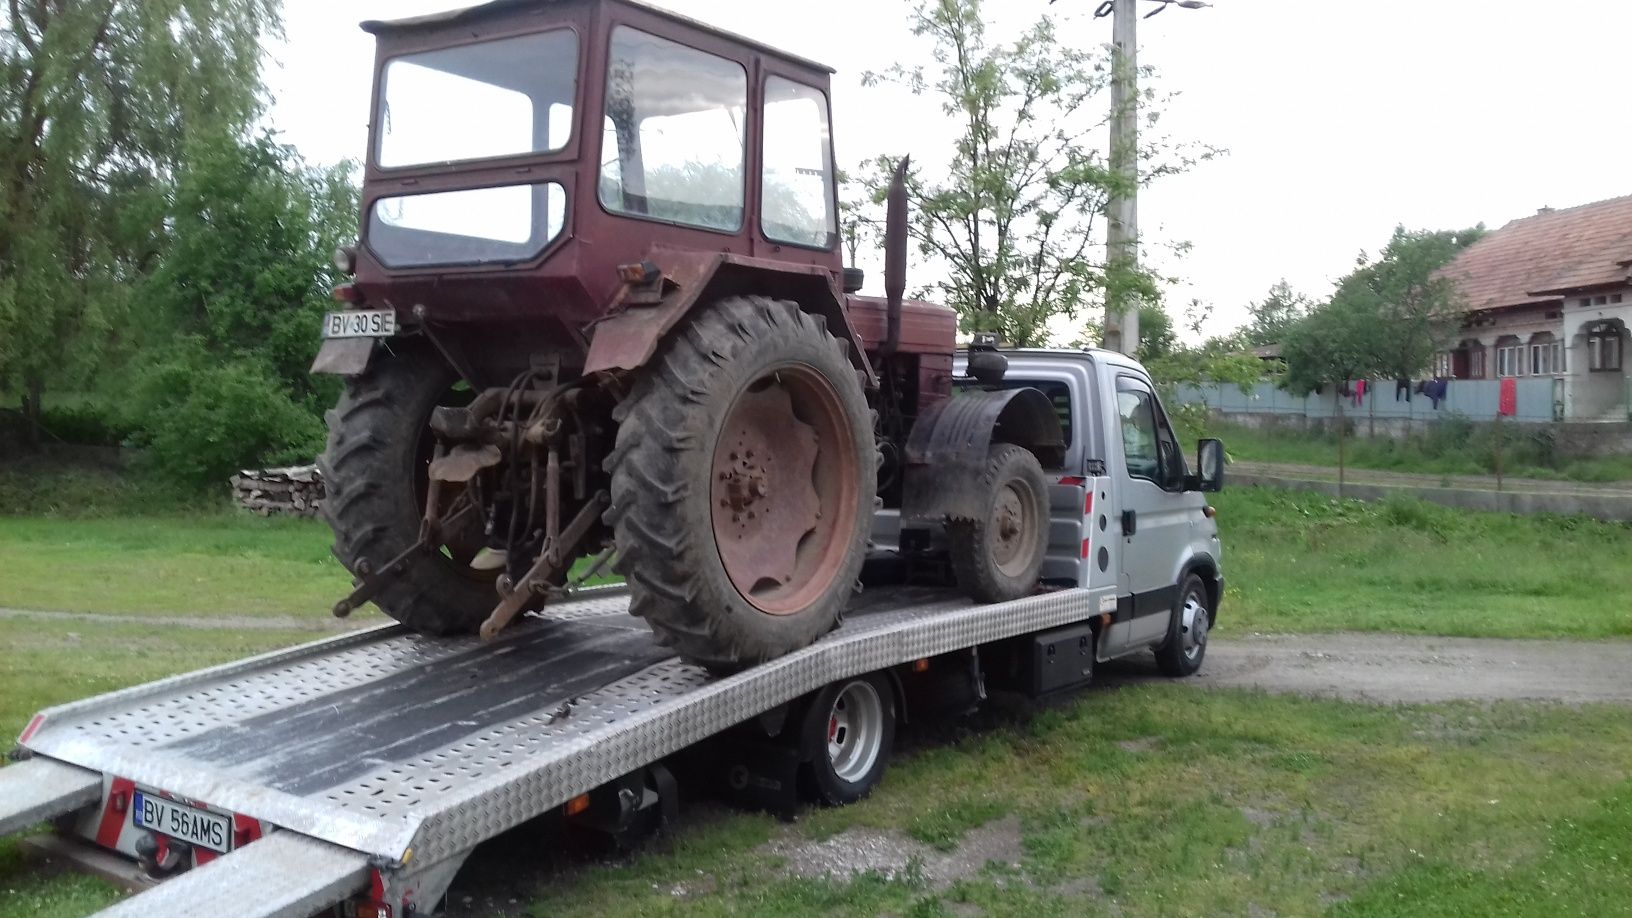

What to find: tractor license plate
left=132, top=791, right=232, bottom=853
left=322, top=309, right=396, bottom=339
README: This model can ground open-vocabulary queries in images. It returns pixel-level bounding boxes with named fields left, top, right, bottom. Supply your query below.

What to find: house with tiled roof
left=1436, top=194, right=1631, bottom=421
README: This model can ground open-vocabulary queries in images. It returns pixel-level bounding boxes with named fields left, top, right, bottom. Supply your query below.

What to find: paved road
left=1104, top=632, right=1632, bottom=705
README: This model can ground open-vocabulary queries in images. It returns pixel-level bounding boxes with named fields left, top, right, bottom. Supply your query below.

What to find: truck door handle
left=1121, top=509, right=1137, bottom=536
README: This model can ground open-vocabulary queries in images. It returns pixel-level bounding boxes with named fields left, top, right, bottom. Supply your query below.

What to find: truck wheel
left=1154, top=573, right=1211, bottom=677
left=319, top=343, right=495, bottom=635
left=606, top=297, right=877, bottom=668
left=948, top=444, right=1050, bottom=603
left=799, top=673, right=896, bottom=805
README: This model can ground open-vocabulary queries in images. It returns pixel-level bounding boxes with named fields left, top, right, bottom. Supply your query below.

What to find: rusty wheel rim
left=711, top=364, right=859, bottom=615
left=989, top=481, right=1034, bottom=579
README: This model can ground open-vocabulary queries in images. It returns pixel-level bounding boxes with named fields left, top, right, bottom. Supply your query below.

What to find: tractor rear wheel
left=606, top=297, right=876, bottom=669
left=319, top=343, right=496, bottom=635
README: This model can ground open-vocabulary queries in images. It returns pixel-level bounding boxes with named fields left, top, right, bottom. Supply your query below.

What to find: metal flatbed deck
left=3, top=583, right=1106, bottom=917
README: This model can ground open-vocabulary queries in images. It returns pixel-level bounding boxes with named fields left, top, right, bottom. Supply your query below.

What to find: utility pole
left=1103, top=0, right=1140, bottom=356
left=1094, top=0, right=1208, bottom=356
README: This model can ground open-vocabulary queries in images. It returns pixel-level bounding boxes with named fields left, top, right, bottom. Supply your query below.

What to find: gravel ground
left=1103, top=631, right=1632, bottom=705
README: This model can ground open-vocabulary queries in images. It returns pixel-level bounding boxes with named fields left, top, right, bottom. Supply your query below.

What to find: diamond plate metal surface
left=16, top=584, right=1106, bottom=868
left=0, top=758, right=101, bottom=836
left=90, top=830, right=369, bottom=918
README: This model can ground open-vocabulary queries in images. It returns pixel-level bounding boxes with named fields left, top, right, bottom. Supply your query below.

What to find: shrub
left=128, top=347, right=326, bottom=488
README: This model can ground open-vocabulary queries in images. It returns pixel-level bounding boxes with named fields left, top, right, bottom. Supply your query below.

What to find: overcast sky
left=266, top=0, right=1632, bottom=340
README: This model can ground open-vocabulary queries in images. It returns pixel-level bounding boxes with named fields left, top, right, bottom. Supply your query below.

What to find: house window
left=1529, top=334, right=1563, bottom=376
left=1588, top=325, right=1623, bottom=372
left=1465, top=345, right=1487, bottom=380
left=1495, top=338, right=1525, bottom=378
left=1614, top=294, right=1625, bottom=305
left=1432, top=351, right=1453, bottom=378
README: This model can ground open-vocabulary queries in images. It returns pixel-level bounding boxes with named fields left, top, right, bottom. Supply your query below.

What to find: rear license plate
left=132, top=791, right=232, bottom=853
left=323, top=309, right=396, bottom=339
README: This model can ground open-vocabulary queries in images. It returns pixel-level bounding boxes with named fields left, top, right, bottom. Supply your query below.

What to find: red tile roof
left=1438, top=194, right=1632, bottom=313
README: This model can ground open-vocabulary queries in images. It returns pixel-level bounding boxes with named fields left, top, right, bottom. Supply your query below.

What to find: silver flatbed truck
left=0, top=349, right=1226, bottom=918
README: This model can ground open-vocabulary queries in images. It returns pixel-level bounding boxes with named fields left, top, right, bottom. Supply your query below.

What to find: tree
left=1136, top=301, right=1177, bottom=361
left=127, top=131, right=359, bottom=486
left=858, top=0, right=1213, bottom=347
left=1282, top=224, right=1484, bottom=394
left=0, top=0, right=280, bottom=443
left=1277, top=223, right=1483, bottom=492
left=1237, top=280, right=1312, bottom=348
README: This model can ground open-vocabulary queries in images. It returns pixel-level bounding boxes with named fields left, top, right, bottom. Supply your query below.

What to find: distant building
left=1436, top=195, right=1630, bottom=421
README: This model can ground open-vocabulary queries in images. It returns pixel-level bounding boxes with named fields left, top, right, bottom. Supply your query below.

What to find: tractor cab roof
left=361, top=0, right=836, bottom=75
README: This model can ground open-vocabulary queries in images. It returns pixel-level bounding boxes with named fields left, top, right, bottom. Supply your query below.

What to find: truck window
left=1116, top=386, right=1160, bottom=482
left=1117, top=377, right=1186, bottom=487
left=1002, top=379, right=1071, bottom=447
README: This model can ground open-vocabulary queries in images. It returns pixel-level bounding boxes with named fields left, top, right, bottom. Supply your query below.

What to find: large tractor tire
left=318, top=343, right=495, bottom=635
left=606, top=296, right=877, bottom=668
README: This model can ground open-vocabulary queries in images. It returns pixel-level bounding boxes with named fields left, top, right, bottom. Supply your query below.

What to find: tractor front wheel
left=606, top=297, right=877, bottom=669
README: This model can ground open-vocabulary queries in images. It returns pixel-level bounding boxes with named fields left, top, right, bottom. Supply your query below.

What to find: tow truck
left=0, top=347, right=1224, bottom=918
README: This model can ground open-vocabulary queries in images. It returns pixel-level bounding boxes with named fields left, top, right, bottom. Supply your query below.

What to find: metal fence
left=1172, top=378, right=1559, bottom=424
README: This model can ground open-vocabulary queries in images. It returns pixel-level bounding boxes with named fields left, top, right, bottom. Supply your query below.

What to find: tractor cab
left=354, top=0, right=843, bottom=333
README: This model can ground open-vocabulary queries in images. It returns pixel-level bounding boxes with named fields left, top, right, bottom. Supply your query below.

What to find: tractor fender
left=900, top=387, right=1066, bottom=524
left=582, top=250, right=876, bottom=387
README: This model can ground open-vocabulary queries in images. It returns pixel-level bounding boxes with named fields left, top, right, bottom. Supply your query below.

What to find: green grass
left=7, top=681, right=1631, bottom=917
left=0, top=839, right=123, bottom=918
left=1, top=488, right=1630, bottom=914
left=1214, top=420, right=1632, bottom=484
left=0, top=617, right=325, bottom=742
left=0, top=514, right=348, bottom=619
left=1216, top=486, right=1632, bottom=639
left=0, top=455, right=213, bottom=517
left=494, top=690, right=1632, bottom=916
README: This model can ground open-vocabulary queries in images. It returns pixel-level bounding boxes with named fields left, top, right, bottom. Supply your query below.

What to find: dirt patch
left=1102, top=633, right=1632, bottom=705
left=762, top=816, right=1023, bottom=888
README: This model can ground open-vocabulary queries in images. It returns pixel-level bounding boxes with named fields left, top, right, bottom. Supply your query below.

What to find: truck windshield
left=376, top=29, right=579, bottom=168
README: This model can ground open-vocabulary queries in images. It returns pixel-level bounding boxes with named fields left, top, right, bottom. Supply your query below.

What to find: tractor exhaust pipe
left=881, top=156, right=910, bottom=358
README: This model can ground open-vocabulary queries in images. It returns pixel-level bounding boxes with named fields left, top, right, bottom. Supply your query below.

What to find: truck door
left=1112, top=375, right=1191, bottom=649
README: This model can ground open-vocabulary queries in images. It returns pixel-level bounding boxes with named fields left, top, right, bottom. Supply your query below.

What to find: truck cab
left=872, top=347, right=1225, bottom=674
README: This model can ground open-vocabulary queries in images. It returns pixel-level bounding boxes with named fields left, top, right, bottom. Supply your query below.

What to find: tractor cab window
left=599, top=27, right=748, bottom=231
left=761, top=77, right=836, bottom=248
left=376, top=30, right=578, bottom=168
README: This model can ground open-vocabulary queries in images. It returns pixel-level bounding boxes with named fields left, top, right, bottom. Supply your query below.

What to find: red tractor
left=314, top=0, right=1064, bottom=668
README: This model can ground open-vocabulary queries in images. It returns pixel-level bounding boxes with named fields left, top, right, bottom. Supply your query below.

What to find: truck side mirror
left=1195, top=439, right=1225, bottom=493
